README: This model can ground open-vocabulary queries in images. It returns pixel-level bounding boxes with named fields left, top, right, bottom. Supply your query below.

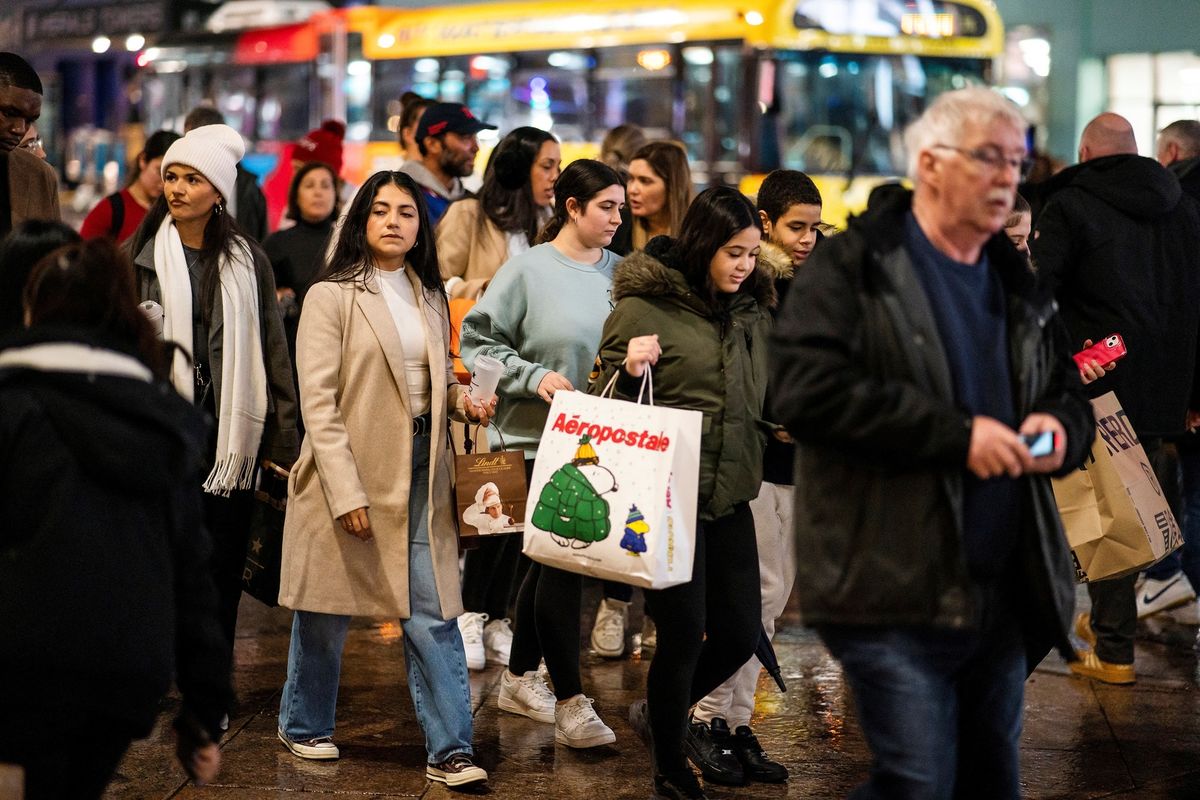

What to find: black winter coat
left=771, top=188, right=1094, bottom=663
left=1033, top=154, right=1200, bottom=437
left=0, top=327, right=233, bottom=739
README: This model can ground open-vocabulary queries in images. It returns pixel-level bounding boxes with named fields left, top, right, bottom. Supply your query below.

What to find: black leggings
left=644, top=503, right=761, bottom=772
left=202, top=487, right=254, bottom=670
left=460, top=533, right=528, bottom=621
left=508, top=561, right=585, bottom=699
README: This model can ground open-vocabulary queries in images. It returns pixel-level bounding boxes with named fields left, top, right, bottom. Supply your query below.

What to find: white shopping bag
left=523, top=370, right=702, bottom=589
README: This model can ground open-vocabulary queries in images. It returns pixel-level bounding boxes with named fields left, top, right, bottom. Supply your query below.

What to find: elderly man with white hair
left=770, top=86, right=1094, bottom=799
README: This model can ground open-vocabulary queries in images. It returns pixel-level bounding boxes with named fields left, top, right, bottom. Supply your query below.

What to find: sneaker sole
left=278, top=729, right=339, bottom=760
left=498, top=695, right=556, bottom=724
left=1068, top=664, right=1136, bottom=685
left=590, top=635, right=626, bottom=658
left=1137, top=594, right=1196, bottom=619
left=555, top=729, right=617, bottom=748
left=485, top=649, right=510, bottom=665
left=427, top=766, right=488, bottom=787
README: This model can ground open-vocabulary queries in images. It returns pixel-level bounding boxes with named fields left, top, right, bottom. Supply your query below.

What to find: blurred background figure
left=0, top=219, right=79, bottom=337
left=598, top=123, right=646, bottom=257
left=398, top=92, right=434, bottom=163
left=1004, top=192, right=1032, bottom=261
left=0, top=52, right=61, bottom=236
left=264, top=120, right=349, bottom=234
left=626, top=141, right=692, bottom=252
left=401, top=102, right=495, bottom=227
left=0, top=238, right=231, bottom=799
left=18, top=122, right=44, bottom=159
left=80, top=130, right=179, bottom=244
left=184, top=106, right=268, bottom=243
left=437, top=126, right=560, bottom=301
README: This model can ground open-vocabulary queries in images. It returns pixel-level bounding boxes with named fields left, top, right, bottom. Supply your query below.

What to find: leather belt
left=412, top=413, right=432, bottom=436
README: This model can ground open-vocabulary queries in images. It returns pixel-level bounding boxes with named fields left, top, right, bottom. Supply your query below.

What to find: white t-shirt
left=376, top=266, right=432, bottom=415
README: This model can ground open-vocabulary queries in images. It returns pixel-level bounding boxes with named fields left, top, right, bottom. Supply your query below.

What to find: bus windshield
left=768, top=51, right=988, bottom=176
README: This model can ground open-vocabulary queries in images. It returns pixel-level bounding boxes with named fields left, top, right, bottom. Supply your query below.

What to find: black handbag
left=242, top=460, right=289, bottom=607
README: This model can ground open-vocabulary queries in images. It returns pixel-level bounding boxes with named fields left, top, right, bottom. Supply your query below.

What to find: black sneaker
left=653, top=767, right=709, bottom=800
left=426, top=753, right=488, bottom=788
left=731, top=725, right=788, bottom=783
left=683, top=716, right=744, bottom=786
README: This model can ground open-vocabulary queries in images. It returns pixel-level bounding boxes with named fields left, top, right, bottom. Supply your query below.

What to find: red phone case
left=1072, top=334, right=1127, bottom=371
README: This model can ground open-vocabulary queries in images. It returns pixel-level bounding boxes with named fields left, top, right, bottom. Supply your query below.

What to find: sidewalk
left=101, top=586, right=1200, bottom=799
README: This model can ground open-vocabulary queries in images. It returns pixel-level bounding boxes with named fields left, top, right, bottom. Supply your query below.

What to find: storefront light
left=744, top=10, right=765, bottom=26
left=377, top=33, right=396, bottom=49
left=92, top=36, right=111, bottom=54
left=125, top=34, right=145, bottom=52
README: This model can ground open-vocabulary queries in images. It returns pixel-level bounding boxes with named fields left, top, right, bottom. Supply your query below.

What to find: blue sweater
left=460, top=242, right=620, bottom=456
left=904, top=212, right=1019, bottom=580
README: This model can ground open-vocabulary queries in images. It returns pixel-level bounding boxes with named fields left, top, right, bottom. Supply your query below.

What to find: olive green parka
left=590, top=236, right=790, bottom=521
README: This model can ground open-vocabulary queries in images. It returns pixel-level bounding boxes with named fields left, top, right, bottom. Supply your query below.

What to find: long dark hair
left=123, top=129, right=180, bottom=190
left=675, top=186, right=766, bottom=307
left=127, top=192, right=253, bottom=327
left=286, top=161, right=341, bottom=223
left=535, top=159, right=623, bottom=244
left=23, top=239, right=170, bottom=378
left=476, top=126, right=557, bottom=245
left=320, top=170, right=446, bottom=303
left=0, top=220, right=81, bottom=336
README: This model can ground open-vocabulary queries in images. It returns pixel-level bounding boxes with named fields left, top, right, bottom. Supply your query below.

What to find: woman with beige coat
left=277, top=171, right=495, bottom=789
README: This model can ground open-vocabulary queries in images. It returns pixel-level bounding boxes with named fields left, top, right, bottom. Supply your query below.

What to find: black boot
left=731, top=725, right=789, bottom=783
left=683, top=716, right=745, bottom=786
left=653, top=766, right=709, bottom=800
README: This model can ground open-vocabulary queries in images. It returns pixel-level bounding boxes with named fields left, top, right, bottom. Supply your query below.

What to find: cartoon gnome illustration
left=620, top=504, right=649, bottom=555
left=531, top=434, right=617, bottom=548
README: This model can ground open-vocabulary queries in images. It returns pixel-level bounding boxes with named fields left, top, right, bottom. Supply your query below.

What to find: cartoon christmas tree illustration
left=531, top=435, right=614, bottom=548
left=620, top=504, right=649, bottom=555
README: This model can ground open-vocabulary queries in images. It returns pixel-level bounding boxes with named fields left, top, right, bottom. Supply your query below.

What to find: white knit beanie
left=161, top=124, right=245, bottom=205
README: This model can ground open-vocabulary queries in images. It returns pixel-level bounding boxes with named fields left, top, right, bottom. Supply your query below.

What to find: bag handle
left=600, top=363, right=654, bottom=406
left=462, top=422, right=508, bottom=454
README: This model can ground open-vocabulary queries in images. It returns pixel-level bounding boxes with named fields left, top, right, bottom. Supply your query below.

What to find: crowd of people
left=2, top=45, right=1200, bottom=800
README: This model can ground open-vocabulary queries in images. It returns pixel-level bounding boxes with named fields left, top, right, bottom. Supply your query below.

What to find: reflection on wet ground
left=103, top=586, right=1200, bottom=798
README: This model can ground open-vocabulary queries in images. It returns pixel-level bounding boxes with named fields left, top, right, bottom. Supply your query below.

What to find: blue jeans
left=1143, top=443, right=1199, bottom=588
left=278, top=433, right=474, bottom=764
left=818, top=597, right=1025, bottom=800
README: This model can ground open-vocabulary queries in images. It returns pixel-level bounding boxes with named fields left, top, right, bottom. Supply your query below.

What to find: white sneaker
left=498, top=668, right=556, bottom=723
left=458, top=612, right=488, bottom=670
left=641, top=617, right=657, bottom=651
left=1136, top=572, right=1196, bottom=618
left=590, top=597, right=629, bottom=658
left=278, top=728, right=340, bottom=760
left=554, top=695, right=616, bottom=748
left=484, top=617, right=514, bottom=665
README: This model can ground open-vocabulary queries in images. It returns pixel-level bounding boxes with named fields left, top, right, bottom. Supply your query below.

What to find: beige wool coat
left=435, top=198, right=509, bottom=301
left=278, top=269, right=470, bottom=619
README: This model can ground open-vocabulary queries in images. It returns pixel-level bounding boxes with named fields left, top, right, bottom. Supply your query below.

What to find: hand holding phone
left=1021, top=430, right=1057, bottom=458
left=1073, top=334, right=1127, bottom=377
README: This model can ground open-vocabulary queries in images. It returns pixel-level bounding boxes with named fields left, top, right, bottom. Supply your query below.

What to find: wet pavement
left=102, top=585, right=1200, bottom=799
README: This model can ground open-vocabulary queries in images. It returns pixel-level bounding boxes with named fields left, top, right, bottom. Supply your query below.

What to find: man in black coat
left=1033, top=113, right=1200, bottom=683
left=771, top=87, right=1093, bottom=799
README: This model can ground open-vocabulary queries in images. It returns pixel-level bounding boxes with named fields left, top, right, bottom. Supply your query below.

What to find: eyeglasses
left=931, top=144, right=1032, bottom=180
left=19, top=137, right=43, bottom=153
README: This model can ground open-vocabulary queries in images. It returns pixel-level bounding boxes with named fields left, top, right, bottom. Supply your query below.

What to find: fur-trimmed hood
left=612, top=235, right=791, bottom=312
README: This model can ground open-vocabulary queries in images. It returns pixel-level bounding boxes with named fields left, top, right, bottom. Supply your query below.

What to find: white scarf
left=153, top=215, right=267, bottom=496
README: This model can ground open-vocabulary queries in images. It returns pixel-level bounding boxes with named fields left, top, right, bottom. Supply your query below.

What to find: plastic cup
left=139, top=300, right=164, bottom=339
left=469, top=355, right=503, bottom=404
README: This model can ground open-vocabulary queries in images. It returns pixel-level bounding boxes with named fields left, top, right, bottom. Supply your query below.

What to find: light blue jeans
left=278, top=433, right=474, bottom=764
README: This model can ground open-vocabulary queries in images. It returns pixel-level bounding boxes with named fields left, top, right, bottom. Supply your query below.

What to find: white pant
left=692, top=481, right=798, bottom=729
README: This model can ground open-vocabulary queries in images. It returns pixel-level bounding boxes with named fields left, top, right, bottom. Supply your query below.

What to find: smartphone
left=1072, top=334, right=1127, bottom=371
left=1022, top=431, right=1057, bottom=458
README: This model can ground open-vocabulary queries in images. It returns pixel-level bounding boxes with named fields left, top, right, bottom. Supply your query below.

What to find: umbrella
left=755, top=625, right=787, bottom=692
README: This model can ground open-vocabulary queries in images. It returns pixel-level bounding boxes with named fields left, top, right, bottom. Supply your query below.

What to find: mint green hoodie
left=460, top=242, right=620, bottom=456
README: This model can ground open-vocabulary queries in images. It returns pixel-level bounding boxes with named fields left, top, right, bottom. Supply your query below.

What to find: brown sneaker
left=1069, top=650, right=1135, bottom=684
left=426, top=753, right=488, bottom=788
left=1074, top=612, right=1097, bottom=649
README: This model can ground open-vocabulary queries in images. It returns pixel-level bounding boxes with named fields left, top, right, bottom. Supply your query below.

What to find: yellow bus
left=139, top=0, right=1004, bottom=224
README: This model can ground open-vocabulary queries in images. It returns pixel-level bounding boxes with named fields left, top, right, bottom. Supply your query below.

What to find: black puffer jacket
left=771, top=188, right=1094, bottom=662
left=0, top=327, right=233, bottom=739
left=1033, top=154, right=1200, bottom=437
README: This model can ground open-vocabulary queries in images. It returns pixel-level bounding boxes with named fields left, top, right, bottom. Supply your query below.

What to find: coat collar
left=355, top=267, right=446, bottom=415
left=6, top=148, right=52, bottom=224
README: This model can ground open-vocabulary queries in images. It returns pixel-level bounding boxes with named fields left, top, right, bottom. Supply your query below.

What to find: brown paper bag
left=455, top=426, right=527, bottom=543
left=1052, top=391, right=1182, bottom=582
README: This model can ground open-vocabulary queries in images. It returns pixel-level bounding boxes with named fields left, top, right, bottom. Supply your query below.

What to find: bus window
left=258, top=64, right=314, bottom=142
left=593, top=45, right=676, bottom=140
left=681, top=43, right=744, bottom=180
left=768, top=52, right=988, bottom=176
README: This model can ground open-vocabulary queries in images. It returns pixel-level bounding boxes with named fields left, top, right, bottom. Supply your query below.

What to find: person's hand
left=772, top=428, right=794, bottom=444
left=623, top=335, right=661, bottom=378
left=339, top=507, right=372, bottom=541
left=465, top=395, right=498, bottom=426
left=1019, top=412, right=1068, bottom=474
left=1188, top=409, right=1200, bottom=433
left=276, top=287, right=296, bottom=302
left=967, top=416, right=1032, bottom=479
left=182, top=742, right=220, bottom=785
left=1078, top=339, right=1117, bottom=385
left=537, top=372, right=574, bottom=403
